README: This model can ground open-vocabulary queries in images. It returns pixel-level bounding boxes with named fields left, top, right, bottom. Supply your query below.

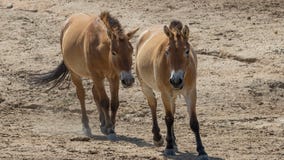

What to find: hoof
left=83, top=127, right=92, bottom=137
left=154, top=137, right=164, bottom=147
left=196, top=154, right=209, bottom=160
left=173, top=145, right=178, bottom=152
left=107, top=133, right=117, bottom=141
left=100, top=126, right=107, bottom=135
left=164, top=148, right=175, bottom=156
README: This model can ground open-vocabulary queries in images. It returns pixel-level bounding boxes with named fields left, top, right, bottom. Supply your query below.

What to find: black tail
left=30, top=61, right=69, bottom=90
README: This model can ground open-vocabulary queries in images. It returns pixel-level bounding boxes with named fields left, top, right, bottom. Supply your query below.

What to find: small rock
left=70, top=137, right=90, bottom=141
left=6, top=3, right=13, bottom=9
left=0, top=97, right=5, bottom=103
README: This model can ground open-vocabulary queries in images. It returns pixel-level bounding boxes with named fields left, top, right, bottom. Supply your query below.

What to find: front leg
left=92, top=85, right=105, bottom=134
left=184, top=89, right=208, bottom=158
left=92, top=77, right=116, bottom=140
left=161, top=92, right=176, bottom=156
left=108, top=76, right=119, bottom=128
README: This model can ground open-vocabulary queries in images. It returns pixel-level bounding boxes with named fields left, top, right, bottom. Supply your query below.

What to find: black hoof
left=100, top=126, right=107, bottom=135
left=83, top=127, right=93, bottom=137
left=154, top=137, right=164, bottom=147
left=173, top=145, right=178, bottom=152
left=196, top=154, right=209, bottom=160
left=107, top=133, right=117, bottom=141
left=164, top=148, right=175, bottom=156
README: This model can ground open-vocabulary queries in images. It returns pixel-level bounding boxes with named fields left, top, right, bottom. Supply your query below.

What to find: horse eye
left=112, top=51, right=117, bottom=56
left=185, top=49, right=190, bottom=55
left=165, top=51, right=169, bottom=56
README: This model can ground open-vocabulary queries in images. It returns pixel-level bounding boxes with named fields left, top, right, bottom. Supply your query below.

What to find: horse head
left=100, top=12, right=139, bottom=87
left=163, top=20, right=190, bottom=89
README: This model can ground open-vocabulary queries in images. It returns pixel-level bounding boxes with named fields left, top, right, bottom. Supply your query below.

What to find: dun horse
left=135, top=20, right=208, bottom=158
left=33, top=12, right=139, bottom=140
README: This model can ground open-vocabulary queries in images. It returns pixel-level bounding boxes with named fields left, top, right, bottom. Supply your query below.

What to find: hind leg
left=70, top=73, right=92, bottom=137
left=140, top=82, right=163, bottom=147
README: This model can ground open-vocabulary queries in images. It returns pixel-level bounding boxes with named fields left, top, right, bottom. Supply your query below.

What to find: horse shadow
left=71, top=135, right=223, bottom=159
left=84, top=134, right=153, bottom=147
left=162, top=150, right=224, bottom=160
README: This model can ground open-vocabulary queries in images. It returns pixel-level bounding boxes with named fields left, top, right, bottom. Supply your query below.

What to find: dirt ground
left=0, top=0, right=283, bottom=159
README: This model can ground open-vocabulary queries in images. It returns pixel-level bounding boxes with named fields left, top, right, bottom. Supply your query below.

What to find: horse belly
left=63, top=47, right=91, bottom=78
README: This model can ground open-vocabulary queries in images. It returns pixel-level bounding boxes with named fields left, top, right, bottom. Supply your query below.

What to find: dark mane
left=100, top=11, right=124, bottom=37
left=169, top=20, right=183, bottom=33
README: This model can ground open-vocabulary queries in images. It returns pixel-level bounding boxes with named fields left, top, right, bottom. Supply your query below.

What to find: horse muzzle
left=169, top=70, right=185, bottom=90
left=120, top=71, right=134, bottom=88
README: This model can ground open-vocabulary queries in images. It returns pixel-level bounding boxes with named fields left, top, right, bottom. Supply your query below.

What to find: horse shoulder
left=83, top=18, right=109, bottom=54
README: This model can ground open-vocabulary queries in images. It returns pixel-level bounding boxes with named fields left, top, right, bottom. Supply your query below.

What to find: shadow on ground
left=162, top=150, right=224, bottom=160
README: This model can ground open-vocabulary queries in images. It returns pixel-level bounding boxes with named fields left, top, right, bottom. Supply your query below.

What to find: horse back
left=136, top=26, right=169, bottom=91
left=61, top=13, right=110, bottom=78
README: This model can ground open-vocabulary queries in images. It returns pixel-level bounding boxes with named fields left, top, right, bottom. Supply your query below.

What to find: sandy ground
left=0, top=0, right=284, bottom=159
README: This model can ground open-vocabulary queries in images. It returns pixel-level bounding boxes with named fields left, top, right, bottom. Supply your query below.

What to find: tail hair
left=30, top=61, right=69, bottom=90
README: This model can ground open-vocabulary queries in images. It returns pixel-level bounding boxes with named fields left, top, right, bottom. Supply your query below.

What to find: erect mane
left=169, top=20, right=183, bottom=34
left=99, top=11, right=124, bottom=37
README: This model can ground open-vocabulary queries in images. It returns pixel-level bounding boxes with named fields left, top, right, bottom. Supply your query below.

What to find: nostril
left=177, top=78, right=183, bottom=85
left=121, top=78, right=134, bottom=86
left=169, top=78, right=183, bottom=86
left=121, top=79, right=126, bottom=85
left=169, top=78, right=174, bottom=85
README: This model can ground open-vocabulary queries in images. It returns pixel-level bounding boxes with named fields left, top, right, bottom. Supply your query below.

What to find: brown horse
left=135, top=20, right=208, bottom=158
left=33, top=12, right=139, bottom=140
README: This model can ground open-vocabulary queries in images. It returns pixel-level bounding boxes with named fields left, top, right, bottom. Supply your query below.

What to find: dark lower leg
left=171, top=126, right=177, bottom=149
left=190, top=115, right=207, bottom=155
left=165, top=114, right=174, bottom=150
left=152, top=114, right=162, bottom=142
left=110, top=99, right=119, bottom=127
left=92, top=86, right=105, bottom=129
left=150, top=101, right=162, bottom=142
left=100, top=99, right=115, bottom=134
left=109, top=77, right=119, bottom=130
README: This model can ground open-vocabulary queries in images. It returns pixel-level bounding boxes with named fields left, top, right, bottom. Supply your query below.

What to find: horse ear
left=126, top=27, right=139, bottom=40
left=164, top=25, right=173, bottom=39
left=182, top=25, right=190, bottom=39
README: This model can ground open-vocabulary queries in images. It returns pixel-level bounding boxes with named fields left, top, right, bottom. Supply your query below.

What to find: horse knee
left=190, top=117, right=200, bottom=133
left=111, top=100, right=119, bottom=112
left=165, top=115, right=174, bottom=126
left=165, top=115, right=174, bottom=136
left=152, top=125, right=160, bottom=134
left=100, top=99, right=109, bottom=109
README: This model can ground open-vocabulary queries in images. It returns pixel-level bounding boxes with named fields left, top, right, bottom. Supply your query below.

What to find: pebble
left=6, top=3, right=13, bottom=9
